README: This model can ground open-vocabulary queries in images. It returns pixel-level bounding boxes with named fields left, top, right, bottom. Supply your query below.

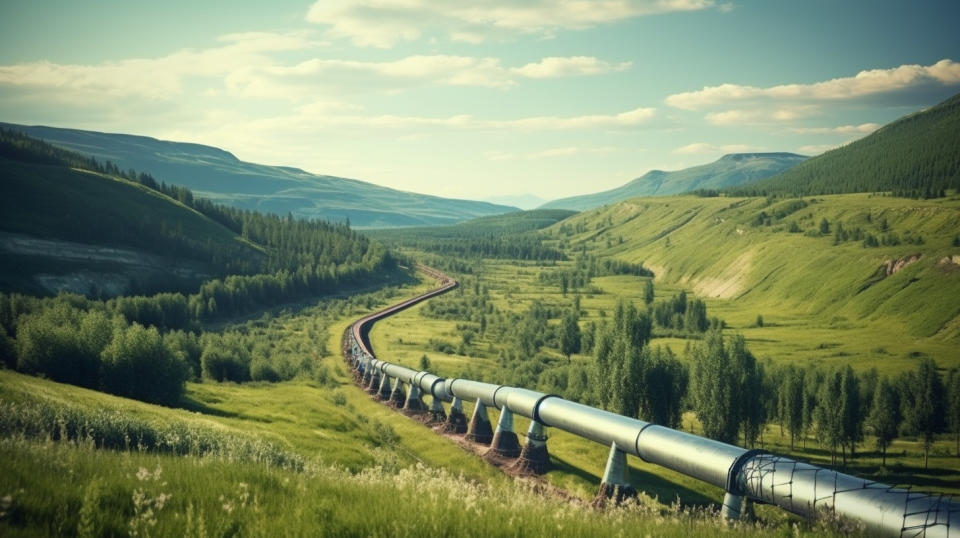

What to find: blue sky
left=1, top=1, right=959, bottom=203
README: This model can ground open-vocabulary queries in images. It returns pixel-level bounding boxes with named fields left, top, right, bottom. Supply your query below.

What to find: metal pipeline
left=345, top=266, right=960, bottom=537
left=448, top=379, right=502, bottom=408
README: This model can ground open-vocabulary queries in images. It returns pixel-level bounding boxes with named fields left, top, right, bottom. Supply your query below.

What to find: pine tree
left=949, top=369, right=960, bottom=458
left=901, top=359, right=946, bottom=469
left=866, top=377, right=900, bottom=467
left=839, top=365, right=863, bottom=462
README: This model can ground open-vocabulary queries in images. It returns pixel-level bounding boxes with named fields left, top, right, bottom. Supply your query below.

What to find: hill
left=0, top=129, right=393, bottom=299
left=0, top=123, right=517, bottom=228
left=0, top=138, right=260, bottom=296
left=545, top=193, right=960, bottom=374
left=541, top=153, right=806, bottom=211
left=733, top=92, right=960, bottom=197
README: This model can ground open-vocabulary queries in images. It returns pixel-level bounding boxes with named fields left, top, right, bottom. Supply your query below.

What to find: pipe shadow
left=627, top=466, right=717, bottom=508
left=547, top=454, right=718, bottom=508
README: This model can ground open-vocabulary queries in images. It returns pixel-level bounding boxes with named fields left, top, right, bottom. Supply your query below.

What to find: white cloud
left=673, top=142, right=760, bottom=155
left=790, top=123, right=881, bottom=135
left=492, top=146, right=621, bottom=160
left=666, top=59, right=960, bottom=110
left=265, top=103, right=656, bottom=131
left=306, top=0, right=718, bottom=48
left=510, top=56, right=631, bottom=78
left=798, top=144, right=842, bottom=155
left=705, top=105, right=818, bottom=125
left=0, top=47, right=635, bottom=105
left=0, top=31, right=316, bottom=101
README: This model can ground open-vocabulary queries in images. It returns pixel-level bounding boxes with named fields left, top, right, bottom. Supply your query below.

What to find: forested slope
left=0, top=129, right=394, bottom=297
left=733, top=92, right=960, bottom=197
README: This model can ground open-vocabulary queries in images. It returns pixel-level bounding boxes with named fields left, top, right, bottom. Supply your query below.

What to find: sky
left=1, top=1, right=959, bottom=204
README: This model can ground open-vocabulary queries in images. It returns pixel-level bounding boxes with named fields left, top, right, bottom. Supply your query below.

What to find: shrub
left=100, top=323, right=190, bottom=406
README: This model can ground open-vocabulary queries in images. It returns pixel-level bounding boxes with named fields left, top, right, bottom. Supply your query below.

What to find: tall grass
left=0, top=399, right=303, bottom=470
left=0, top=437, right=861, bottom=537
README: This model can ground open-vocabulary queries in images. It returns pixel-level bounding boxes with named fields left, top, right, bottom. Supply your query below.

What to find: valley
left=2, top=86, right=959, bottom=536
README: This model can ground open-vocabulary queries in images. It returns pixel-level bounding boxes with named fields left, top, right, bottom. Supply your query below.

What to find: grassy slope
left=0, top=157, right=249, bottom=252
left=2, top=438, right=852, bottom=538
left=546, top=194, right=960, bottom=375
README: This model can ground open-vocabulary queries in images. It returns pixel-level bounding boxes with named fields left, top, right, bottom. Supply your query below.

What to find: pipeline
left=345, top=265, right=959, bottom=537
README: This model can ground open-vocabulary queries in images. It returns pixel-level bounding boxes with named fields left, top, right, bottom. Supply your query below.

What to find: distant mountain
left=0, top=123, right=517, bottom=228
left=732, top=92, right=960, bottom=197
left=483, top=193, right=547, bottom=210
left=540, top=153, right=806, bottom=211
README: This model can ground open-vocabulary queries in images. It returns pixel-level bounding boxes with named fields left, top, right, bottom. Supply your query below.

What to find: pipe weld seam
left=531, top=394, right=559, bottom=425
left=429, top=378, right=446, bottom=399
left=725, top=448, right=767, bottom=497
left=633, top=422, right=658, bottom=461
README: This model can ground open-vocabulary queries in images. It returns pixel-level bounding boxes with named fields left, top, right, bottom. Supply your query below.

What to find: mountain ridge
left=0, top=123, right=518, bottom=228
left=540, top=152, right=806, bottom=211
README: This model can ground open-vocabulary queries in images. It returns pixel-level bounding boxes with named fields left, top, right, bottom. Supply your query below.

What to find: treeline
left=539, top=255, right=653, bottom=296
left=0, top=282, right=403, bottom=405
left=772, top=360, right=960, bottom=468
left=369, top=210, right=573, bottom=262
left=730, top=92, right=960, bottom=198
left=390, top=235, right=566, bottom=261
left=651, top=289, right=721, bottom=334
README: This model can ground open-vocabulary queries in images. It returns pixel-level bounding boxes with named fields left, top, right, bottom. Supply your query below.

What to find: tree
left=949, top=369, right=960, bottom=458
left=839, top=365, right=863, bottom=462
left=0, top=325, right=16, bottom=369
left=780, top=366, right=805, bottom=450
left=689, top=330, right=740, bottom=444
left=559, top=310, right=581, bottom=363
left=593, top=323, right=614, bottom=408
left=642, top=346, right=688, bottom=429
left=418, top=354, right=431, bottom=371
left=900, top=358, right=946, bottom=469
left=819, top=217, right=830, bottom=235
left=866, top=377, right=900, bottom=466
left=816, top=370, right=844, bottom=465
left=100, top=323, right=189, bottom=405
left=643, top=279, right=655, bottom=305
left=581, top=321, right=596, bottom=355
left=731, top=335, right=764, bottom=448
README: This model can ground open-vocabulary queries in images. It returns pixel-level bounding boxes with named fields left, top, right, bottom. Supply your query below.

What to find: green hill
left=0, top=148, right=262, bottom=297
left=546, top=193, right=960, bottom=374
left=0, top=130, right=395, bottom=301
left=541, top=153, right=806, bottom=211
left=0, top=122, right=518, bottom=228
left=734, top=92, right=960, bottom=197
